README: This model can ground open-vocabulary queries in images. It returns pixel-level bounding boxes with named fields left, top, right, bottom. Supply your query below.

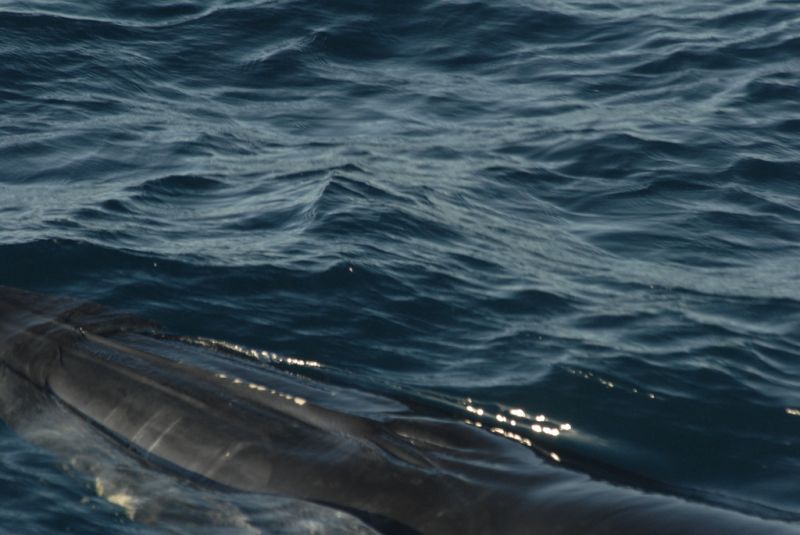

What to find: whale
left=0, top=286, right=797, bottom=534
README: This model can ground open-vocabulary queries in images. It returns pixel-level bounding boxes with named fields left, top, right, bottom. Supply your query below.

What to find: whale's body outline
left=0, top=286, right=797, bottom=535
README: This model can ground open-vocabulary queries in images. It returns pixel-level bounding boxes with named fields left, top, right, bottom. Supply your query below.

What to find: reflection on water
left=566, top=366, right=660, bottom=400
left=187, top=334, right=577, bottom=457
left=214, top=371, right=308, bottom=406
left=180, top=336, right=323, bottom=368
left=463, top=398, right=573, bottom=454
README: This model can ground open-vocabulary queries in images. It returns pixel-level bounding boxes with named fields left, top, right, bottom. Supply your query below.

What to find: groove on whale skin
left=0, top=286, right=798, bottom=535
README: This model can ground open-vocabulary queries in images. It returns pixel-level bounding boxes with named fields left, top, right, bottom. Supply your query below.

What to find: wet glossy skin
left=0, top=287, right=797, bottom=535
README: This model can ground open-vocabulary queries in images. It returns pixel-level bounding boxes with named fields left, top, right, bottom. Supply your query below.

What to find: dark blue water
left=1, top=0, right=799, bottom=532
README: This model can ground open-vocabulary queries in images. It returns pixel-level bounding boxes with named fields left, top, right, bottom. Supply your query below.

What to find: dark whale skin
left=0, top=286, right=797, bottom=535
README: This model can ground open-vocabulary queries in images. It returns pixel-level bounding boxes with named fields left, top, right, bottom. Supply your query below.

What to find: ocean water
left=1, top=0, right=799, bottom=532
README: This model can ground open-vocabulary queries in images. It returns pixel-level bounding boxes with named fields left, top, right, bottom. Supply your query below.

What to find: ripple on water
left=1, top=0, right=800, bottom=530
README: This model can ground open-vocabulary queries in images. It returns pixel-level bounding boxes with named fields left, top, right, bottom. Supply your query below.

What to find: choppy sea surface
left=1, top=0, right=799, bottom=532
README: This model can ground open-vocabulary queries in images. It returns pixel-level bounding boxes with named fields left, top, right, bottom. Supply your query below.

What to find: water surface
left=1, top=0, right=799, bottom=531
